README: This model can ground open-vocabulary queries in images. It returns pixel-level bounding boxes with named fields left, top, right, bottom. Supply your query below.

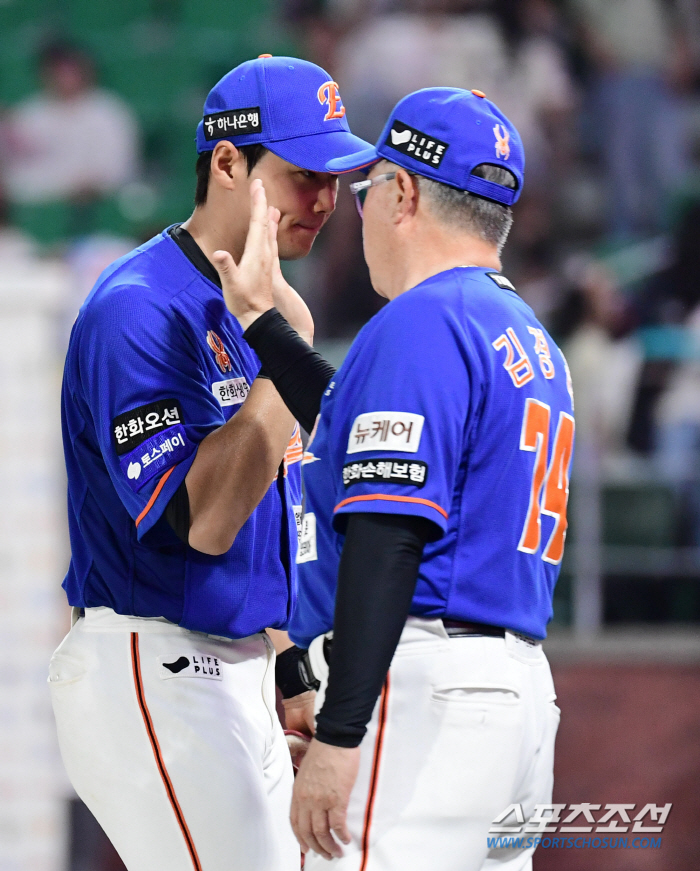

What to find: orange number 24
left=517, top=398, right=575, bottom=565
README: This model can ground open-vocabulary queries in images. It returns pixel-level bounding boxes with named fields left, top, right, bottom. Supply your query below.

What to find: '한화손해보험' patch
left=342, top=458, right=428, bottom=487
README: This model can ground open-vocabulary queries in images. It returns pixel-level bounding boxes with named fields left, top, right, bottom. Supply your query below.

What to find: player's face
left=249, top=152, right=339, bottom=260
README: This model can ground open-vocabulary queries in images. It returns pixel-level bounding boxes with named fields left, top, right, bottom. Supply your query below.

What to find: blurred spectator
left=570, top=0, right=693, bottom=238
left=656, top=304, right=700, bottom=545
left=2, top=40, right=139, bottom=205
left=557, top=258, right=641, bottom=454
left=0, top=189, right=38, bottom=264
left=335, top=0, right=576, bottom=180
left=311, top=0, right=575, bottom=336
left=625, top=202, right=700, bottom=452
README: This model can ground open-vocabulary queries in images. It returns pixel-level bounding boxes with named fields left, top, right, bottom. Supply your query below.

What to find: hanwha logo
left=206, top=330, right=232, bottom=373
left=493, top=124, right=510, bottom=160
left=317, top=81, right=346, bottom=121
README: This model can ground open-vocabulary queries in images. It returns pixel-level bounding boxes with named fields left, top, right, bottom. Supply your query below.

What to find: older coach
left=220, top=87, right=575, bottom=871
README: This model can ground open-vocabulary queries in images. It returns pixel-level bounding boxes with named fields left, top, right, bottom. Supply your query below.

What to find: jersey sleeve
left=76, top=286, right=222, bottom=540
left=331, top=291, right=477, bottom=536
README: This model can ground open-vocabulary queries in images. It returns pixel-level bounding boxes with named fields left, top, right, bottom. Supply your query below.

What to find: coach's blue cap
left=326, top=87, right=525, bottom=205
left=195, top=55, right=372, bottom=172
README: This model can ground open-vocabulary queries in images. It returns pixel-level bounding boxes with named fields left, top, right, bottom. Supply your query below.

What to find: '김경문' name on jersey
left=343, top=459, right=428, bottom=488
left=112, top=399, right=193, bottom=493
left=347, top=411, right=424, bottom=454
left=211, top=377, right=249, bottom=406
left=386, top=120, right=449, bottom=168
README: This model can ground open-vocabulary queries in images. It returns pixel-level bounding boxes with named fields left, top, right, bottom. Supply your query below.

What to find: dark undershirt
left=169, top=223, right=222, bottom=287
left=243, top=309, right=437, bottom=747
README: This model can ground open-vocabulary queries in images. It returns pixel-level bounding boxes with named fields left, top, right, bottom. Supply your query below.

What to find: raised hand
left=213, top=179, right=315, bottom=343
left=212, top=178, right=278, bottom=331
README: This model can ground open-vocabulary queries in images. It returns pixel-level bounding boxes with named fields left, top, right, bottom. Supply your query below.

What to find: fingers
left=290, top=791, right=345, bottom=860
left=312, top=808, right=343, bottom=860
left=293, top=806, right=340, bottom=861
left=211, top=249, right=237, bottom=284
left=267, top=205, right=280, bottom=267
left=328, top=806, right=352, bottom=846
left=241, top=178, right=271, bottom=261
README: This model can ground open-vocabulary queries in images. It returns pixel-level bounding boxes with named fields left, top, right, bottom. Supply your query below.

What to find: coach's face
left=249, top=151, right=338, bottom=260
left=361, top=160, right=409, bottom=299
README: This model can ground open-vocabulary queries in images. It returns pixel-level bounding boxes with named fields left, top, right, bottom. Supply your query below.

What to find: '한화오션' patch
left=112, top=399, right=184, bottom=455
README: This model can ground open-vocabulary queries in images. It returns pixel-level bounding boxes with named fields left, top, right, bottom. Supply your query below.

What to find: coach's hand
left=291, top=739, right=359, bottom=859
left=213, top=178, right=278, bottom=330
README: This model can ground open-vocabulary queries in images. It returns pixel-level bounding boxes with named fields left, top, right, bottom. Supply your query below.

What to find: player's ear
left=210, top=141, right=247, bottom=192
left=394, top=169, right=419, bottom=222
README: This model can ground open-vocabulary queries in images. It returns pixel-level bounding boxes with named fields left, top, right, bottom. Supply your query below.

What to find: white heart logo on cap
left=390, top=129, right=412, bottom=146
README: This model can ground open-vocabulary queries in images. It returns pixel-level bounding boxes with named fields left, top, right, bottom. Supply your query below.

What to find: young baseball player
left=219, top=88, right=575, bottom=870
left=49, top=56, right=371, bottom=871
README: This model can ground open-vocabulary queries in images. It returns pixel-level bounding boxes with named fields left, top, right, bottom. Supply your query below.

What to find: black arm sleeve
left=243, top=309, right=336, bottom=433
left=314, top=513, right=435, bottom=748
left=164, top=478, right=190, bottom=544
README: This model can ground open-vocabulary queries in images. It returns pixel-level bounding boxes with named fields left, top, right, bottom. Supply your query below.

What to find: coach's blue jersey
left=61, top=229, right=302, bottom=639
left=290, top=266, right=574, bottom=647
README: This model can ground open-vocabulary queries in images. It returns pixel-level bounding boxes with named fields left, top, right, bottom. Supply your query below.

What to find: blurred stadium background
left=0, top=0, right=699, bottom=869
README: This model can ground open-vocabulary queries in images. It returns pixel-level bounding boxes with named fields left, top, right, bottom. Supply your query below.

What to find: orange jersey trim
left=135, top=466, right=176, bottom=528
left=359, top=676, right=390, bottom=871
left=130, top=633, right=202, bottom=871
left=334, top=493, right=448, bottom=520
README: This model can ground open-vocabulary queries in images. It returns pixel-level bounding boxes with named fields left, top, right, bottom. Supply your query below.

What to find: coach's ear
left=210, top=141, right=247, bottom=191
left=393, top=168, right=419, bottom=223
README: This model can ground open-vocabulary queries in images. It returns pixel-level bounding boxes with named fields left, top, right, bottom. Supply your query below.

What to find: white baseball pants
left=48, top=607, right=299, bottom=871
left=305, top=617, right=560, bottom=871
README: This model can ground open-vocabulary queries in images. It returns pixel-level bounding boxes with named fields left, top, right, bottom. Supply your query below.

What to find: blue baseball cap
left=326, top=87, right=525, bottom=205
left=195, top=55, right=372, bottom=172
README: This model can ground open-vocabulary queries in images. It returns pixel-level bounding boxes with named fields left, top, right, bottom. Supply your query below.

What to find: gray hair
left=417, top=164, right=516, bottom=252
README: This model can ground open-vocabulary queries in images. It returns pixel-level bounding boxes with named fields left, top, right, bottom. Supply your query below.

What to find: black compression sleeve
left=314, top=513, right=436, bottom=748
left=243, top=309, right=336, bottom=433
left=164, top=478, right=190, bottom=544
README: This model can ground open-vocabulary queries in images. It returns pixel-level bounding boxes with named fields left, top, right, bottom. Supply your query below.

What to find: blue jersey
left=61, top=229, right=302, bottom=639
left=290, top=267, right=574, bottom=647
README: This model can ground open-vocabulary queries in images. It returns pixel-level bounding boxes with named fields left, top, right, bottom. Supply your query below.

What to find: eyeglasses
left=349, top=172, right=399, bottom=217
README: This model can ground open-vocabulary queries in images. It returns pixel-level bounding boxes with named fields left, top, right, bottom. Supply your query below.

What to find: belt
left=321, top=620, right=506, bottom=665
left=442, top=619, right=506, bottom=638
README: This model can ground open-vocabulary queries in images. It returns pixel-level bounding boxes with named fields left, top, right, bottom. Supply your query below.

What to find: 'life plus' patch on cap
left=203, top=108, right=262, bottom=141
left=385, top=120, right=449, bottom=169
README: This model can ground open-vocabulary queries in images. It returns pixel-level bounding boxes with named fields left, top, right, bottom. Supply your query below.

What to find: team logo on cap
left=206, top=331, right=232, bottom=373
left=385, top=120, right=449, bottom=168
left=493, top=124, right=511, bottom=160
left=317, top=81, right=346, bottom=121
